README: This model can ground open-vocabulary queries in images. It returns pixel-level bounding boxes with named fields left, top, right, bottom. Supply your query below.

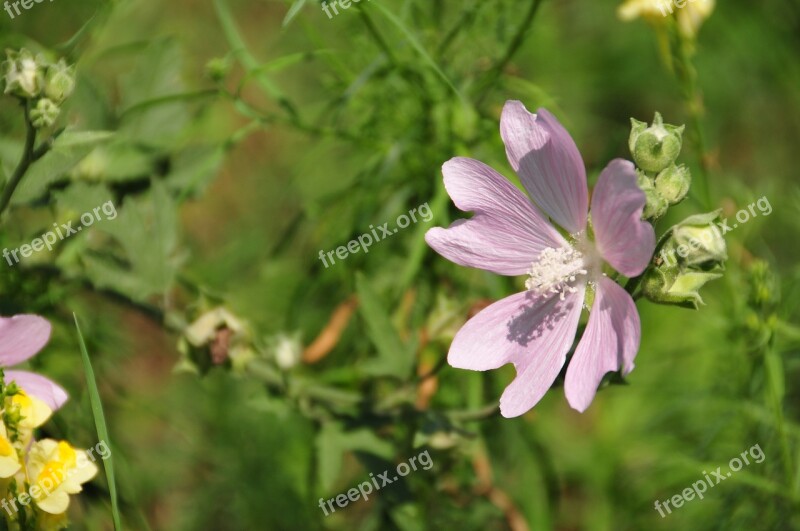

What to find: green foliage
left=1, top=0, right=798, bottom=530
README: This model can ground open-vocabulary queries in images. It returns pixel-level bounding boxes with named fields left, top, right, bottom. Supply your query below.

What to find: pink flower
left=0, top=314, right=68, bottom=410
left=425, top=101, right=656, bottom=417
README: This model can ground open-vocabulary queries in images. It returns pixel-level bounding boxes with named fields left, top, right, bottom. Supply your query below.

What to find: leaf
left=282, top=0, right=307, bottom=28
left=214, top=0, right=288, bottom=104
left=316, top=422, right=395, bottom=490
left=119, top=38, right=189, bottom=148
left=168, top=145, right=225, bottom=200
left=371, top=1, right=465, bottom=102
left=83, top=180, right=180, bottom=301
left=356, top=272, right=415, bottom=378
left=12, top=131, right=114, bottom=204
left=73, top=314, right=123, bottom=531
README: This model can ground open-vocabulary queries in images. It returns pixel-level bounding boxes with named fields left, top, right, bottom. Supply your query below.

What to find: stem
left=0, top=102, right=37, bottom=217
left=476, top=0, right=544, bottom=105
left=670, top=23, right=712, bottom=209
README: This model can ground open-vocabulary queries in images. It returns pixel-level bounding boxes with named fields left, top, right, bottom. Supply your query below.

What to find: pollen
left=526, top=247, right=588, bottom=300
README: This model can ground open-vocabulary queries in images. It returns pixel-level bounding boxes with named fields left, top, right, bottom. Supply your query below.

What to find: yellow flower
left=0, top=423, right=20, bottom=478
left=618, top=0, right=670, bottom=22
left=677, top=0, right=715, bottom=38
left=9, top=390, right=52, bottom=431
left=25, top=440, right=98, bottom=515
left=618, top=0, right=715, bottom=37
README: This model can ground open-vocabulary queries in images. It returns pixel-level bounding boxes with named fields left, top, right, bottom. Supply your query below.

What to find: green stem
left=476, top=0, right=544, bottom=105
left=763, top=337, right=794, bottom=494
left=670, top=24, right=711, bottom=209
left=0, top=102, right=37, bottom=217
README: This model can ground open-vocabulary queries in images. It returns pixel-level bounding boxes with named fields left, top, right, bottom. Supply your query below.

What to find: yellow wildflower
left=25, top=440, right=98, bottom=515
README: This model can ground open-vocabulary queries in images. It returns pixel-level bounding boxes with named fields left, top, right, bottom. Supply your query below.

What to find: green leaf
left=214, top=0, right=288, bottom=104
left=371, top=1, right=466, bottom=103
left=83, top=180, right=180, bottom=301
left=355, top=272, right=414, bottom=378
left=73, top=314, right=123, bottom=531
left=282, top=0, right=307, bottom=28
left=12, top=131, right=114, bottom=204
left=119, top=38, right=190, bottom=148
left=316, top=422, right=394, bottom=490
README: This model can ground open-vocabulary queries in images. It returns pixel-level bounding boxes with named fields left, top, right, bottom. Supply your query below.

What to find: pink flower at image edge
left=0, top=314, right=68, bottom=410
left=425, top=101, right=656, bottom=417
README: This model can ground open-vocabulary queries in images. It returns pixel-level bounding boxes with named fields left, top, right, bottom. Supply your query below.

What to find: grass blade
left=73, top=313, right=122, bottom=531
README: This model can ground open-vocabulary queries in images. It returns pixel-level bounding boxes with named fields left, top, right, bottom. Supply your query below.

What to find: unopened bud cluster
left=641, top=211, right=727, bottom=309
left=630, top=112, right=691, bottom=219
left=1, top=49, right=75, bottom=129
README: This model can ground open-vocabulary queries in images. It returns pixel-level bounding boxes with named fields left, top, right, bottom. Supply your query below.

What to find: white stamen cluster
left=526, top=247, right=587, bottom=300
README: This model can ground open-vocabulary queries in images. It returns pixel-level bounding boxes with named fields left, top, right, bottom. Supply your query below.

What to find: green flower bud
left=2, top=49, right=44, bottom=99
left=642, top=267, right=722, bottom=309
left=30, top=98, right=60, bottom=129
left=673, top=223, right=727, bottom=268
left=655, top=164, right=691, bottom=205
left=629, top=112, right=685, bottom=173
left=205, top=57, right=232, bottom=83
left=43, top=59, right=76, bottom=103
left=641, top=211, right=727, bottom=309
left=637, top=170, right=668, bottom=219
left=746, top=259, right=779, bottom=310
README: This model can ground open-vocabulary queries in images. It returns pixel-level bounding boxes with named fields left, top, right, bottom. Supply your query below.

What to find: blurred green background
left=1, top=0, right=799, bottom=529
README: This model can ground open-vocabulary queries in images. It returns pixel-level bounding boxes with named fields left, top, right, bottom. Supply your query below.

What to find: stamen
left=526, top=247, right=587, bottom=300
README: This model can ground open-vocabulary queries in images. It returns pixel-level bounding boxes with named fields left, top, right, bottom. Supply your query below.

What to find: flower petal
left=488, top=285, right=585, bottom=418
left=590, top=159, right=656, bottom=277
left=565, top=277, right=641, bottom=412
left=448, top=290, right=550, bottom=371
left=500, top=102, right=588, bottom=233
left=425, top=157, right=566, bottom=276
left=5, top=370, right=68, bottom=411
left=0, top=314, right=51, bottom=366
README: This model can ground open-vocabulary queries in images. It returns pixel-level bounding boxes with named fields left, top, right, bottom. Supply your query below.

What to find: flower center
left=526, top=246, right=588, bottom=300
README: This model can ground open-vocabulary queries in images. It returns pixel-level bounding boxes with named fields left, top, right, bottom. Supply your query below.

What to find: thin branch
left=0, top=102, right=37, bottom=216
left=476, top=0, right=544, bottom=106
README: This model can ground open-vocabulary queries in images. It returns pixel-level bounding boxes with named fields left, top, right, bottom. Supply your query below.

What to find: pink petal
left=478, top=285, right=585, bottom=418
left=590, top=159, right=656, bottom=277
left=5, top=370, right=69, bottom=411
left=425, top=157, right=566, bottom=276
left=500, top=102, right=588, bottom=234
left=0, top=315, right=51, bottom=366
left=564, top=277, right=641, bottom=412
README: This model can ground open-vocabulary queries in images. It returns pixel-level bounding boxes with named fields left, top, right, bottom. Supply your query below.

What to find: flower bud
left=205, top=57, right=232, bottom=83
left=672, top=214, right=727, bottom=268
left=641, top=211, right=727, bottom=309
left=2, top=49, right=44, bottom=99
left=43, top=59, right=76, bottom=103
left=273, top=333, right=302, bottom=370
left=629, top=112, right=685, bottom=173
left=30, top=98, right=60, bottom=129
left=637, top=170, right=668, bottom=219
left=642, top=266, right=722, bottom=309
left=655, top=164, right=691, bottom=205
